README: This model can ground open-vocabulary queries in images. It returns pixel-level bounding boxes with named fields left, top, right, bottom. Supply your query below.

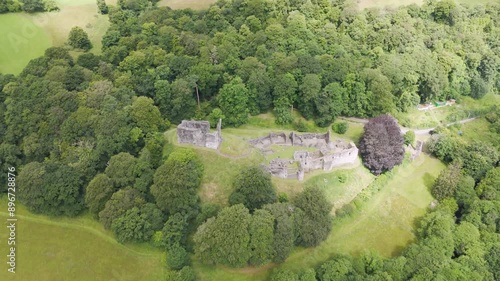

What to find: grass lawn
left=194, top=154, right=444, bottom=280
left=0, top=0, right=110, bottom=74
left=359, top=0, right=496, bottom=9
left=0, top=196, right=166, bottom=281
left=159, top=0, right=217, bottom=10
left=27, top=0, right=110, bottom=53
left=0, top=13, right=52, bottom=74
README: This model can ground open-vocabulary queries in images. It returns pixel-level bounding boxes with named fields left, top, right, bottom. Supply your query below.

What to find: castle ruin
left=249, top=131, right=358, bottom=181
left=177, top=119, right=222, bottom=149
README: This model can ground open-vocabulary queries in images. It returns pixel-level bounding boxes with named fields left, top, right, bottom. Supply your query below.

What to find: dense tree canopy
left=150, top=149, right=203, bottom=218
left=194, top=204, right=252, bottom=267
left=18, top=161, right=84, bottom=216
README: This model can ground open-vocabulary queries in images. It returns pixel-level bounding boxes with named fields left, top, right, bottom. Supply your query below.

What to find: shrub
left=68, top=27, right=92, bottom=51
left=337, top=173, right=347, bottom=183
left=97, top=0, right=108, bottom=14
left=333, top=122, right=349, bottom=134
left=293, top=120, right=308, bottom=132
left=404, top=130, right=416, bottom=146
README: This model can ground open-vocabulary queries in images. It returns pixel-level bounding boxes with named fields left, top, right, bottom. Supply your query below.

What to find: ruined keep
left=249, top=131, right=358, bottom=181
left=177, top=119, right=222, bottom=149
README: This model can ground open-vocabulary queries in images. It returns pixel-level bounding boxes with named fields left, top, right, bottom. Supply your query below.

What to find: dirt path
left=340, top=117, right=478, bottom=135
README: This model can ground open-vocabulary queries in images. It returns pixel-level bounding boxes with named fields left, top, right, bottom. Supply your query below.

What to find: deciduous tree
left=68, top=27, right=92, bottom=51
left=229, top=166, right=277, bottom=211
left=359, top=114, right=405, bottom=175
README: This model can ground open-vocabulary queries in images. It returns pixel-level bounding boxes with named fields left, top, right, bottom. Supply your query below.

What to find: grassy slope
left=159, top=0, right=217, bottom=10
left=0, top=14, right=52, bottom=74
left=195, top=154, right=444, bottom=281
left=0, top=196, right=166, bottom=281
left=28, top=0, right=110, bottom=53
left=0, top=0, right=110, bottom=74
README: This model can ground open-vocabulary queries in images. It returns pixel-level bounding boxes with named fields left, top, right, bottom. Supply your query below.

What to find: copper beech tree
left=359, top=114, right=405, bottom=175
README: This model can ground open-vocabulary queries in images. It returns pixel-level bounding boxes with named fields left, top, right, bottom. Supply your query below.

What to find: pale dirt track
left=339, top=117, right=478, bottom=135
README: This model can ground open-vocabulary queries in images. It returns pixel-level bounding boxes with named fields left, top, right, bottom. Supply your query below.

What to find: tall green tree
left=85, top=173, right=115, bottom=217
left=249, top=209, right=275, bottom=266
left=194, top=204, right=252, bottom=267
left=229, top=166, right=277, bottom=211
left=293, top=185, right=333, bottom=246
left=150, top=149, right=203, bottom=218
left=18, top=161, right=84, bottom=216
left=68, top=27, right=92, bottom=51
left=217, top=77, right=249, bottom=127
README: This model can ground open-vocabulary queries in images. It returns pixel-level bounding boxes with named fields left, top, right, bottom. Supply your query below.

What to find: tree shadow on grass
left=423, top=172, right=436, bottom=193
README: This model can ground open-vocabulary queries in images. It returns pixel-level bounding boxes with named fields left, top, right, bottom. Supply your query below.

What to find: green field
left=0, top=0, right=110, bottom=74
left=0, top=196, right=166, bottom=281
left=0, top=14, right=52, bottom=74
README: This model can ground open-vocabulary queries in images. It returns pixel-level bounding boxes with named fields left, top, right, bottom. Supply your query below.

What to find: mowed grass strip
left=0, top=13, right=52, bottom=74
left=0, top=197, right=166, bottom=281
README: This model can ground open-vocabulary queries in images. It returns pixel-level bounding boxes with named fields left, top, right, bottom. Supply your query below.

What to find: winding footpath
left=340, top=117, right=478, bottom=135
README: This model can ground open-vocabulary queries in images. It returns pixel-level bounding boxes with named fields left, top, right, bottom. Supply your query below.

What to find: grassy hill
left=0, top=196, right=166, bottom=281
left=0, top=0, right=110, bottom=74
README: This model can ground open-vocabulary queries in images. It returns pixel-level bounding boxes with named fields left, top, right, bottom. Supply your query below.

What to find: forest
left=0, top=0, right=499, bottom=280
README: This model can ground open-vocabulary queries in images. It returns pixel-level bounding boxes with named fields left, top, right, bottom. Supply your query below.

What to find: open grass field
left=0, top=14, right=52, bottom=74
left=0, top=196, right=166, bottom=281
left=0, top=0, right=110, bottom=74
left=27, top=0, right=110, bottom=52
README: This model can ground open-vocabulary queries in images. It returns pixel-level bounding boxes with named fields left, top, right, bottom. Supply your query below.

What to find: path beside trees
left=340, top=117, right=477, bottom=135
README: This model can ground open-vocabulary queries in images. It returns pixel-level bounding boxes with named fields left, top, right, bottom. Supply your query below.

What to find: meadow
left=0, top=14, right=51, bottom=74
left=0, top=0, right=110, bottom=74
left=0, top=196, right=166, bottom=281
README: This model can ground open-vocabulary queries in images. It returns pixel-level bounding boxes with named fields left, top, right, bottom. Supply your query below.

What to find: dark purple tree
left=359, top=114, right=405, bottom=175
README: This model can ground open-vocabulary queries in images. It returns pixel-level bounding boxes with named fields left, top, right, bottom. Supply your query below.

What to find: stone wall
left=251, top=131, right=358, bottom=181
left=177, top=119, right=222, bottom=149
